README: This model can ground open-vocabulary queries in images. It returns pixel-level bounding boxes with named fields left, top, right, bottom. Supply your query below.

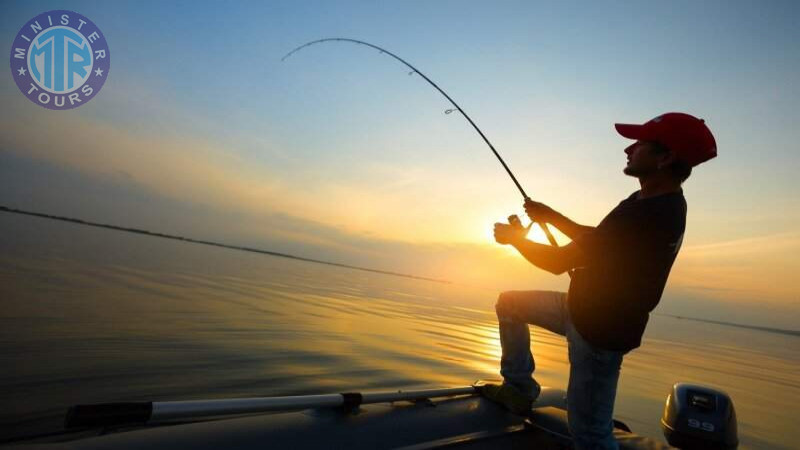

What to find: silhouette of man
left=482, top=113, right=717, bottom=449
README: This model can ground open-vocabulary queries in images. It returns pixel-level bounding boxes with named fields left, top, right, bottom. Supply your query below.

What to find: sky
left=1, top=0, right=798, bottom=328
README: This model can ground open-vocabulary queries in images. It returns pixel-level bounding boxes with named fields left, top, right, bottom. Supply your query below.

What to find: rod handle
left=522, top=197, right=558, bottom=247
left=540, top=222, right=559, bottom=248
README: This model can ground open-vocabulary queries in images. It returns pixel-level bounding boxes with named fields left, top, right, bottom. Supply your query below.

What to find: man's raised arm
left=494, top=222, right=588, bottom=274
left=524, top=199, right=595, bottom=240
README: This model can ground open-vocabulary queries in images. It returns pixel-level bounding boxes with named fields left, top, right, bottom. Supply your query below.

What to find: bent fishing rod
left=281, top=38, right=560, bottom=249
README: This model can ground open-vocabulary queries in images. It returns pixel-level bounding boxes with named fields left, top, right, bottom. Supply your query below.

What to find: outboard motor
left=661, top=383, right=738, bottom=449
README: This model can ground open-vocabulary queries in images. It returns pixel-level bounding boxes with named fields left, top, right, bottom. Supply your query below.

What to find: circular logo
left=9, top=10, right=110, bottom=110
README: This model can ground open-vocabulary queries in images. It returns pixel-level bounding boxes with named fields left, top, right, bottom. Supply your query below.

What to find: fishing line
left=281, top=37, right=560, bottom=249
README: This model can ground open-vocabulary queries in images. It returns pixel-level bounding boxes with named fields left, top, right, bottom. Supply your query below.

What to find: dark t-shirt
left=568, top=189, right=686, bottom=352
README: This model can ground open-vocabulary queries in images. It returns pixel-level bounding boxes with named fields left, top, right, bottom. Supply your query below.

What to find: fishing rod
left=281, top=38, right=560, bottom=249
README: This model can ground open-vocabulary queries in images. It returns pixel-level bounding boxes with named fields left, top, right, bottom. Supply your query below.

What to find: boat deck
left=5, top=390, right=672, bottom=449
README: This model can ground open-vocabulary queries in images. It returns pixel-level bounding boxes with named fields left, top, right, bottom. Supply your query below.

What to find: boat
left=3, top=380, right=737, bottom=449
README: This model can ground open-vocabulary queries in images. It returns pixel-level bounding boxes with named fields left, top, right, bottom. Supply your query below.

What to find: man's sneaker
left=480, top=382, right=539, bottom=415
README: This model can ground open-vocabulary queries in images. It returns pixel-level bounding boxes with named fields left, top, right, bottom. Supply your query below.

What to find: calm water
left=1, top=213, right=798, bottom=449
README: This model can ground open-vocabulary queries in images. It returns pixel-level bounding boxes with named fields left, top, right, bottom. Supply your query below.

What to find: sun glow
left=527, top=224, right=550, bottom=245
left=482, top=218, right=557, bottom=259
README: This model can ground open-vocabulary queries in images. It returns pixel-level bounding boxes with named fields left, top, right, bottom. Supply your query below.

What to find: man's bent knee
left=495, top=291, right=519, bottom=321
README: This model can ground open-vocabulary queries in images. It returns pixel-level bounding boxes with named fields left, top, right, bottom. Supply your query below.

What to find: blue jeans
left=495, top=290, right=624, bottom=450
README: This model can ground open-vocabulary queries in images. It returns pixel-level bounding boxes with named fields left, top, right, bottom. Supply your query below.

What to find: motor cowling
left=661, top=383, right=738, bottom=449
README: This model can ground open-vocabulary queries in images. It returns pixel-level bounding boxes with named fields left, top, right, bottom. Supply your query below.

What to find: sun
left=483, top=218, right=556, bottom=252
left=526, top=223, right=551, bottom=244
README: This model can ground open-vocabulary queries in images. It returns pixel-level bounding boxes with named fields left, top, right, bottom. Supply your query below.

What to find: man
left=482, top=112, right=717, bottom=449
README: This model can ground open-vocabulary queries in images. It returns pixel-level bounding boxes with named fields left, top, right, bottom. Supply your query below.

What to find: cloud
left=0, top=91, right=520, bottom=246
left=0, top=133, right=559, bottom=292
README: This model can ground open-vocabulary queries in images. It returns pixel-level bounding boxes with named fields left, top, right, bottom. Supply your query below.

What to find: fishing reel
left=507, top=214, right=523, bottom=228
left=507, top=214, right=534, bottom=237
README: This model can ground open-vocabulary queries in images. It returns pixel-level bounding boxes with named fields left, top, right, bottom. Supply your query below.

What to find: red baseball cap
left=615, top=112, right=717, bottom=167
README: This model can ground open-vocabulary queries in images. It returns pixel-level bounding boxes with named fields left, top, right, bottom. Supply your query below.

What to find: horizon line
left=0, top=205, right=452, bottom=285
